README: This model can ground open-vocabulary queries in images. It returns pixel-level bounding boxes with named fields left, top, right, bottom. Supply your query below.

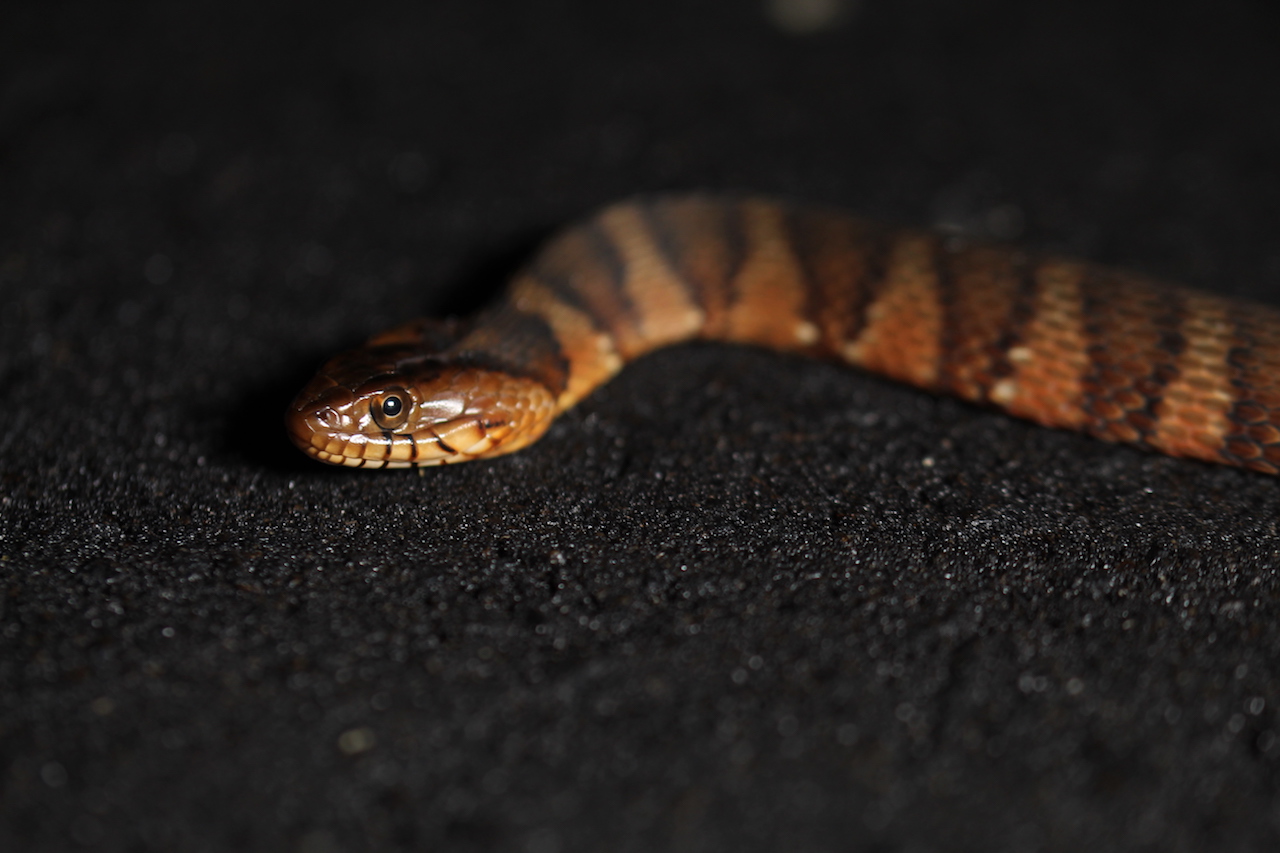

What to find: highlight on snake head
left=285, top=344, right=557, bottom=468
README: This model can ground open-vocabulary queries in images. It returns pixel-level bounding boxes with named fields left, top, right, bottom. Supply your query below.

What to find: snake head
left=286, top=343, right=558, bottom=468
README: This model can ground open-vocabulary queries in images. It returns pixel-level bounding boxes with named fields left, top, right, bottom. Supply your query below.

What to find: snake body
left=287, top=194, right=1280, bottom=474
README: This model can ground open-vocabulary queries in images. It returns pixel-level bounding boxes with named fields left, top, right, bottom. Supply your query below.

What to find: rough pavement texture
left=5, top=1, right=1280, bottom=850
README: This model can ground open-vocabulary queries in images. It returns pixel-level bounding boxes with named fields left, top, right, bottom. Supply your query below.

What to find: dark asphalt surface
left=5, top=1, right=1280, bottom=850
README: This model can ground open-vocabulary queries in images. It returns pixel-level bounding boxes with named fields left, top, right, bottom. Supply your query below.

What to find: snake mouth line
left=287, top=420, right=459, bottom=468
left=296, top=440, right=454, bottom=468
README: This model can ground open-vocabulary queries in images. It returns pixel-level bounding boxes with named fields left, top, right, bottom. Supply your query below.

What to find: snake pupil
left=381, top=396, right=402, bottom=417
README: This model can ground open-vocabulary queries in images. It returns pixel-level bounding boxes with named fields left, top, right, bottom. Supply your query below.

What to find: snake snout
left=284, top=405, right=327, bottom=457
left=284, top=402, right=366, bottom=465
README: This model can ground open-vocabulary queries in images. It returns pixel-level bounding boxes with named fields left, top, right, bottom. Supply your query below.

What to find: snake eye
left=371, top=387, right=411, bottom=430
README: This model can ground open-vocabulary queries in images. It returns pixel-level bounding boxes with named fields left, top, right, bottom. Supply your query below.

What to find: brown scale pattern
left=1076, top=269, right=1188, bottom=448
left=515, top=195, right=1280, bottom=473
left=1221, top=304, right=1280, bottom=472
left=291, top=194, right=1280, bottom=472
left=935, top=242, right=1028, bottom=404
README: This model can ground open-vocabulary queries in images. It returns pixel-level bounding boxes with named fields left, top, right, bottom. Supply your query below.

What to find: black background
left=5, top=1, right=1280, bottom=850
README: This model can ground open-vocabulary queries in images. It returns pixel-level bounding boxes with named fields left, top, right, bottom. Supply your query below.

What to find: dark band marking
left=456, top=308, right=571, bottom=396
left=1079, top=268, right=1121, bottom=439
left=633, top=200, right=704, bottom=324
left=581, top=219, right=629, bottom=294
left=1125, top=293, right=1187, bottom=443
left=987, top=253, right=1041, bottom=382
left=1079, top=269, right=1188, bottom=446
left=933, top=242, right=970, bottom=397
left=935, top=241, right=1030, bottom=402
left=1221, top=306, right=1274, bottom=470
left=382, top=430, right=394, bottom=461
left=635, top=201, right=687, bottom=282
left=406, top=433, right=419, bottom=462
left=929, top=237, right=960, bottom=394
left=529, top=223, right=642, bottom=340
left=720, top=199, right=750, bottom=292
left=527, top=265, right=606, bottom=334
left=637, top=196, right=750, bottom=332
left=777, top=205, right=826, bottom=353
left=718, top=198, right=757, bottom=320
left=836, top=226, right=893, bottom=349
left=434, top=433, right=458, bottom=455
left=790, top=208, right=893, bottom=359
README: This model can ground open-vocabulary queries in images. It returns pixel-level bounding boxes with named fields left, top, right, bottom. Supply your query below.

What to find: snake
left=286, top=194, right=1280, bottom=474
